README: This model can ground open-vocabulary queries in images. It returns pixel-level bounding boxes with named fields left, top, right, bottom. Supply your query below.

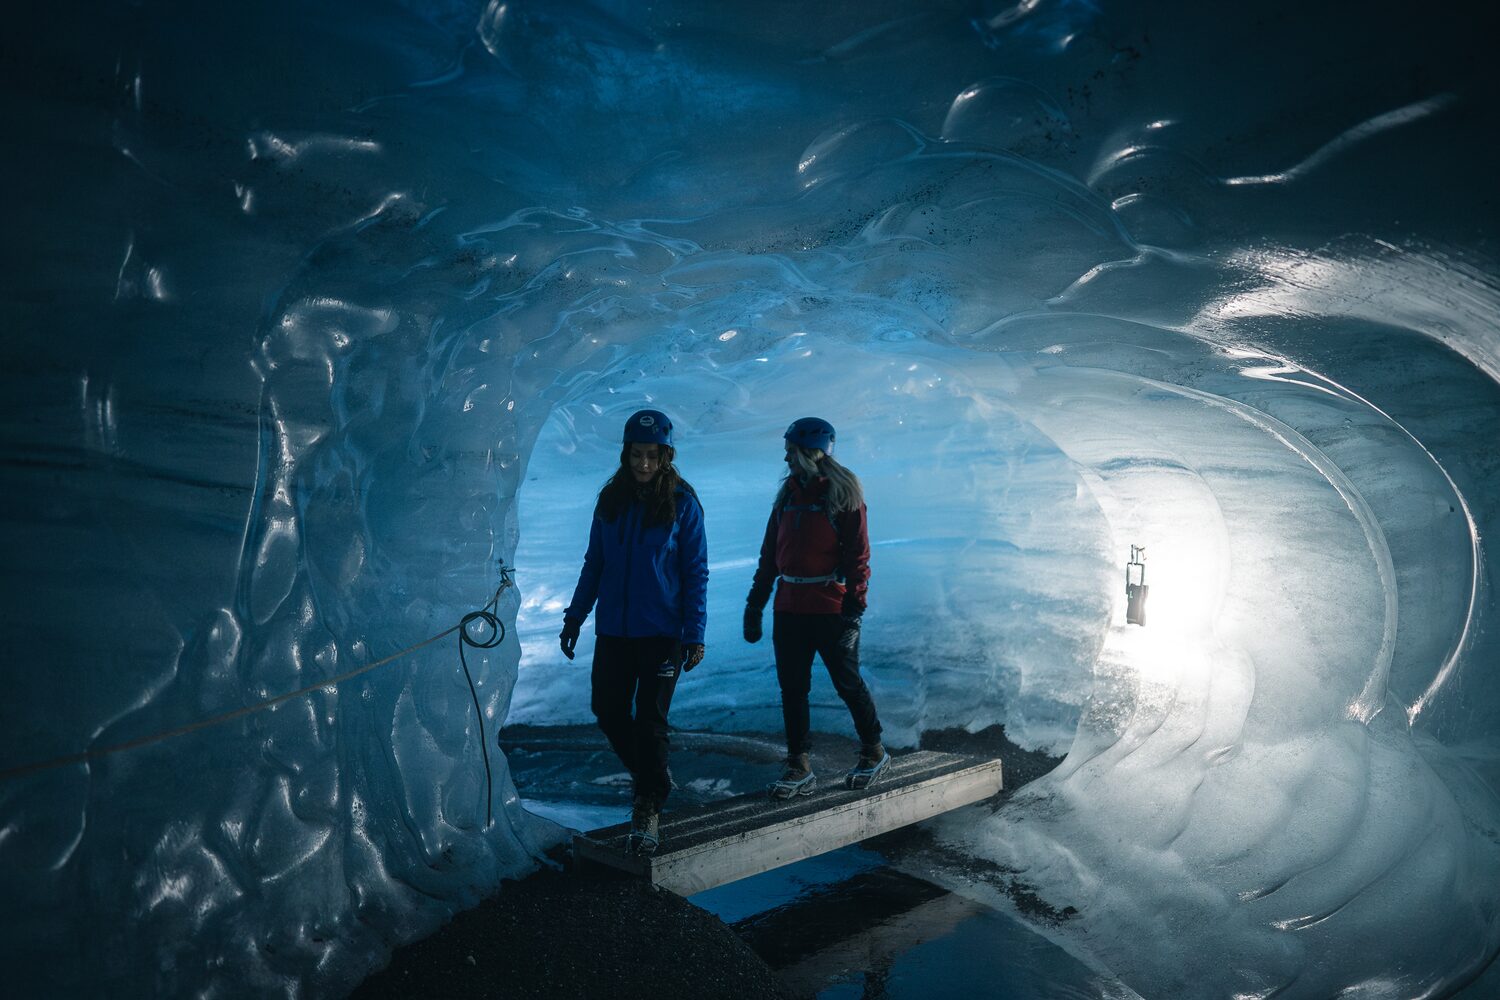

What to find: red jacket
left=748, top=476, right=870, bottom=616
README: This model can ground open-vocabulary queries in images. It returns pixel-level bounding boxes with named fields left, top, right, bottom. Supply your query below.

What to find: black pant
left=773, top=612, right=882, bottom=757
left=591, top=635, right=681, bottom=807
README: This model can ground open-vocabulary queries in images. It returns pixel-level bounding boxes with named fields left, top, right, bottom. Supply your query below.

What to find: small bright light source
left=1125, top=544, right=1149, bottom=625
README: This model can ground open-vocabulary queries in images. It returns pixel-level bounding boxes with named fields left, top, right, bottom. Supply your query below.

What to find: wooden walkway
left=573, top=751, right=1002, bottom=895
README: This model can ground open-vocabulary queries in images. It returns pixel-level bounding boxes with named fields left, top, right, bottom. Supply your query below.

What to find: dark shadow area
left=350, top=854, right=793, bottom=1000
left=353, top=723, right=1068, bottom=998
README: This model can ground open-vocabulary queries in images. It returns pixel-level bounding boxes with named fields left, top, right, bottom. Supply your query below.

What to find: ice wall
left=3, top=0, right=1500, bottom=997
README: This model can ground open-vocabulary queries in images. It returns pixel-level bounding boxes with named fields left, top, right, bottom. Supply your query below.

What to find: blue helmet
left=624, top=408, right=674, bottom=446
left=785, top=416, right=835, bottom=455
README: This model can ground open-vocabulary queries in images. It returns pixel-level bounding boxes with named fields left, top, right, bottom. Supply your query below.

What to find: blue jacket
left=565, top=486, right=709, bottom=644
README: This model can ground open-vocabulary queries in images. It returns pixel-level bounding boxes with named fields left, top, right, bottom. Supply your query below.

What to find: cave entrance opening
left=502, top=344, right=1110, bottom=758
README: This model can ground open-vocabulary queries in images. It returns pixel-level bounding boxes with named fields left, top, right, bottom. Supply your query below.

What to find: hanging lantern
left=1126, top=544, right=1148, bottom=626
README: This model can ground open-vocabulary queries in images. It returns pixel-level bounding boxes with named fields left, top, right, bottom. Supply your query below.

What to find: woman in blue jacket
left=559, top=409, right=708, bottom=854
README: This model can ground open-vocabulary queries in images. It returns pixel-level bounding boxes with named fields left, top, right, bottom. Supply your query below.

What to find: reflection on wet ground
left=502, top=724, right=1130, bottom=998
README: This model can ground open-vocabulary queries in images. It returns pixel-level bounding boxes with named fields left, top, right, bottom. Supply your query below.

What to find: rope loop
left=456, top=563, right=515, bottom=828
left=460, top=607, right=506, bottom=651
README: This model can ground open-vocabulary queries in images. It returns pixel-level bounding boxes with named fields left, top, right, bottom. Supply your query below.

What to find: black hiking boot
left=768, top=753, right=816, bottom=800
left=626, top=796, right=660, bottom=856
left=845, top=742, right=890, bottom=790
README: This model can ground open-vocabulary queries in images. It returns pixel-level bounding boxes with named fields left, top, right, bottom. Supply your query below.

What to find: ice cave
left=3, top=0, right=1499, bottom=997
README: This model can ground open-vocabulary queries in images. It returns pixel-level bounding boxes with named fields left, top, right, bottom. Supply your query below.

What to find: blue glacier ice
left=4, top=0, right=1500, bottom=996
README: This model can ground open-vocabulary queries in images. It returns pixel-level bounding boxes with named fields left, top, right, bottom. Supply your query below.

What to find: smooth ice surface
left=4, top=1, right=1500, bottom=997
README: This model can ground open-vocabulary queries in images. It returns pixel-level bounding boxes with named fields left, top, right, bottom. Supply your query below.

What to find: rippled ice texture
left=4, top=1, right=1500, bottom=997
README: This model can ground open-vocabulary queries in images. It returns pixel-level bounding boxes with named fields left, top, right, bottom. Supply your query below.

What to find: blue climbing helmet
left=785, top=416, right=835, bottom=455
left=624, top=408, right=674, bottom=446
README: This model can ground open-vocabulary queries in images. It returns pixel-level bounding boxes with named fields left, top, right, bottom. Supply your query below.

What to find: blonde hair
left=777, top=445, right=864, bottom=514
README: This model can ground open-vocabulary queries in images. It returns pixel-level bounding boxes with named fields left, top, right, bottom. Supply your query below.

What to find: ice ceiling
left=4, top=0, right=1500, bottom=997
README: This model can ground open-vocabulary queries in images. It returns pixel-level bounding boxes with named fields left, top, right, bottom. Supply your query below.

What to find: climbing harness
left=1126, top=544, right=1148, bottom=626
left=779, top=573, right=842, bottom=585
left=775, top=498, right=844, bottom=584
left=1, top=561, right=519, bottom=830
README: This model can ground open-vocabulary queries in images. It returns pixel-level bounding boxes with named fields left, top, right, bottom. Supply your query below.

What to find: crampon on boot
left=767, top=753, right=816, bottom=800
left=626, top=797, right=660, bottom=856
left=845, top=743, right=890, bottom=790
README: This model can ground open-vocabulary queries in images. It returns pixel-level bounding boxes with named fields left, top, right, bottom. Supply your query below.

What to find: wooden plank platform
left=572, top=751, right=1002, bottom=895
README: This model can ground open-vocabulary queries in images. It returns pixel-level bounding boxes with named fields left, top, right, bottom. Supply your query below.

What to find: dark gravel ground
left=349, top=724, right=1057, bottom=1000
left=349, top=862, right=794, bottom=1000
left=917, top=724, right=1062, bottom=796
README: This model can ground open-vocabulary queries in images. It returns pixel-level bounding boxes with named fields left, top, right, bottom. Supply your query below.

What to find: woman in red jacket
left=744, top=417, right=888, bottom=797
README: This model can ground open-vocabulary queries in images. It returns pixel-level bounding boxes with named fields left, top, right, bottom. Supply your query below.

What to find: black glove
left=837, top=613, right=861, bottom=654
left=682, top=643, right=705, bottom=671
left=743, top=603, right=763, bottom=644
left=559, top=618, right=581, bottom=661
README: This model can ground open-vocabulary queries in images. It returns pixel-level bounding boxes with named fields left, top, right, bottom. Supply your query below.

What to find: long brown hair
left=596, top=445, right=692, bottom=526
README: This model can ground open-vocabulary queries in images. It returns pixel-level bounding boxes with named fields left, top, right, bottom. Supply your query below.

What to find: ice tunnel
left=4, top=0, right=1500, bottom=997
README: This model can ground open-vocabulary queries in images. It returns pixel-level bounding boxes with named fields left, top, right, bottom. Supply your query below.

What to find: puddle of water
left=506, top=727, right=1129, bottom=999
left=690, top=845, right=889, bottom=925
left=519, top=797, right=622, bottom=833
left=811, top=904, right=1130, bottom=1000
left=714, top=856, right=1125, bottom=1000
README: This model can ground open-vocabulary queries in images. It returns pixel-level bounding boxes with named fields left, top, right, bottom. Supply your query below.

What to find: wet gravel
left=351, top=724, right=1058, bottom=999
left=916, top=724, right=1062, bottom=796
left=350, top=863, right=793, bottom=1000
